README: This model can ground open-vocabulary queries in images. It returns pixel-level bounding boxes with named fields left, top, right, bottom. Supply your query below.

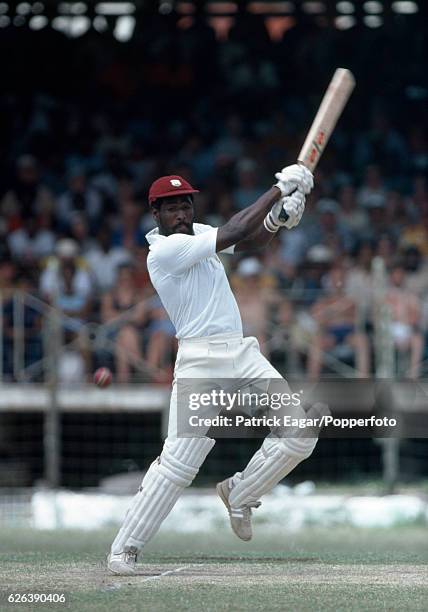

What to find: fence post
left=372, top=257, right=400, bottom=493
left=0, top=291, right=3, bottom=383
left=13, top=291, right=25, bottom=382
left=44, top=308, right=62, bottom=489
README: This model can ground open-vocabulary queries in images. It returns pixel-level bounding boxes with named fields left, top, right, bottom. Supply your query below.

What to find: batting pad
left=111, top=436, right=215, bottom=554
left=229, top=436, right=317, bottom=508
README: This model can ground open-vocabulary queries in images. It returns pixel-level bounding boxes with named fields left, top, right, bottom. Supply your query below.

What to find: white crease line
left=141, top=566, right=188, bottom=582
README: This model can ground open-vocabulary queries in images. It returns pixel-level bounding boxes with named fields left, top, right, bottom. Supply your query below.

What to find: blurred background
left=0, top=1, right=427, bottom=528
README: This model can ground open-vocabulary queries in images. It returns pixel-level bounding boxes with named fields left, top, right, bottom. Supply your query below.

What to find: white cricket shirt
left=146, top=223, right=243, bottom=339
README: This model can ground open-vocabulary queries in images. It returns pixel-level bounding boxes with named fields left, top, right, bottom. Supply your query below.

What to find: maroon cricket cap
left=148, top=175, right=199, bottom=205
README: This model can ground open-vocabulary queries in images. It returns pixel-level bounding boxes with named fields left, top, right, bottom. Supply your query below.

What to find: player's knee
left=265, top=436, right=317, bottom=462
left=282, top=437, right=317, bottom=460
left=158, top=436, right=215, bottom=488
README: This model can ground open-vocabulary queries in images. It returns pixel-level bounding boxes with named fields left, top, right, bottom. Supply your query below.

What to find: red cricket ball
left=93, top=367, right=113, bottom=388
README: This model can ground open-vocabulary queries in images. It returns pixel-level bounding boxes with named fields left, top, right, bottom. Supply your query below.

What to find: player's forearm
left=216, top=187, right=280, bottom=251
left=235, top=224, right=277, bottom=252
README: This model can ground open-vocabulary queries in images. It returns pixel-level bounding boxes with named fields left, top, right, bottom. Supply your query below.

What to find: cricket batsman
left=108, top=164, right=317, bottom=574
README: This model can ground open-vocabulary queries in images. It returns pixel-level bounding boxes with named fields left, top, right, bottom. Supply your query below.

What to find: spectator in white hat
left=39, top=238, right=92, bottom=302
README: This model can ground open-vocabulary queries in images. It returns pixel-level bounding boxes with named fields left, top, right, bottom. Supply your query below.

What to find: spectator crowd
left=0, top=16, right=427, bottom=381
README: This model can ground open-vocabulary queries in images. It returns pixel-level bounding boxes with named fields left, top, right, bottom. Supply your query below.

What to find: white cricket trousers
left=168, top=332, right=285, bottom=438
left=110, top=333, right=317, bottom=554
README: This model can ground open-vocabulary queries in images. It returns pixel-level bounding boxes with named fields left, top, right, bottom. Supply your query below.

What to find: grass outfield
left=0, top=527, right=427, bottom=611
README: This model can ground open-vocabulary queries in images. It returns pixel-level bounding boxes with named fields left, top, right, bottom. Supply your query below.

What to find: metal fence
left=1, top=266, right=428, bottom=493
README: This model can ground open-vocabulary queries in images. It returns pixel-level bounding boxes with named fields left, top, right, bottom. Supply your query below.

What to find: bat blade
left=298, top=68, right=355, bottom=172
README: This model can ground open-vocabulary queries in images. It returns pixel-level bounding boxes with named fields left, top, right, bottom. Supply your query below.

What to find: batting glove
left=274, top=164, right=314, bottom=197
left=264, top=190, right=306, bottom=232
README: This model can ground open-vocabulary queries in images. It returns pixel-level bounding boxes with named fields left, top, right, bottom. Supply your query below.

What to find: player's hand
left=264, top=190, right=305, bottom=232
left=281, top=190, right=305, bottom=229
left=274, top=164, right=314, bottom=196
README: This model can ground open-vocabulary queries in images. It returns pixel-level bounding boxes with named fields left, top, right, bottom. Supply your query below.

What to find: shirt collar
left=145, top=227, right=163, bottom=245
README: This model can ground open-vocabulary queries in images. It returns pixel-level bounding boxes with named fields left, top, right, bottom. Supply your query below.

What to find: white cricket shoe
left=216, top=478, right=261, bottom=541
left=107, top=548, right=138, bottom=575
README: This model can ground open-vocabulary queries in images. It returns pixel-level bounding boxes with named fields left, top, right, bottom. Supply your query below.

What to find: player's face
left=154, top=196, right=195, bottom=236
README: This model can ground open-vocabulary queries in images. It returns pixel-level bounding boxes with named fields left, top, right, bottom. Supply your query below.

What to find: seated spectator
left=56, top=167, right=103, bottom=232
left=384, top=263, right=423, bottom=379
left=132, top=246, right=152, bottom=292
left=375, top=233, right=394, bottom=268
left=2, top=272, right=43, bottom=380
left=356, top=164, right=386, bottom=208
left=111, top=200, right=147, bottom=251
left=279, top=223, right=308, bottom=268
left=307, top=266, right=370, bottom=379
left=269, top=299, right=300, bottom=373
left=359, top=195, right=390, bottom=244
left=101, top=264, right=146, bottom=383
left=402, top=247, right=428, bottom=299
left=86, top=225, right=132, bottom=292
left=400, top=211, right=428, bottom=257
left=337, top=184, right=368, bottom=236
left=232, top=257, right=279, bottom=353
left=312, top=198, right=353, bottom=254
left=40, top=239, right=92, bottom=303
left=52, top=261, right=93, bottom=380
left=232, top=158, right=265, bottom=211
left=213, top=114, right=244, bottom=167
left=346, top=241, right=374, bottom=321
left=0, top=155, right=55, bottom=226
left=69, top=213, right=97, bottom=255
left=144, top=294, right=177, bottom=375
left=7, top=216, right=55, bottom=264
left=290, top=245, right=333, bottom=307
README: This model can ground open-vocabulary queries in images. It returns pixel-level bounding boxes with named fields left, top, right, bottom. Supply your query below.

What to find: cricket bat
left=280, top=68, right=355, bottom=221
left=297, top=67, right=355, bottom=172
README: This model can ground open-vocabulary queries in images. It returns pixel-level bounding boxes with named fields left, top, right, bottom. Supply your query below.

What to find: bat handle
left=277, top=186, right=298, bottom=223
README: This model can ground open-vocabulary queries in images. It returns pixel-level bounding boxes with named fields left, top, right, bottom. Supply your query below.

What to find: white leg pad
left=229, top=436, right=317, bottom=508
left=111, top=436, right=215, bottom=554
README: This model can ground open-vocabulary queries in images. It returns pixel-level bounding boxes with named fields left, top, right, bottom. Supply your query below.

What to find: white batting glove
left=264, top=190, right=306, bottom=232
left=274, top=163, right=314, bottom=196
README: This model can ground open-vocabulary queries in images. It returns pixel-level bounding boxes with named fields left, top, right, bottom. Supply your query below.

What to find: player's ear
left=151, top=202, right=160, bottom=221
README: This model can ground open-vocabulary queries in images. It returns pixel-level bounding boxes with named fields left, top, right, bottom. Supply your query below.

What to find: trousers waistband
left=179, top=332, right=244, bottom=346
